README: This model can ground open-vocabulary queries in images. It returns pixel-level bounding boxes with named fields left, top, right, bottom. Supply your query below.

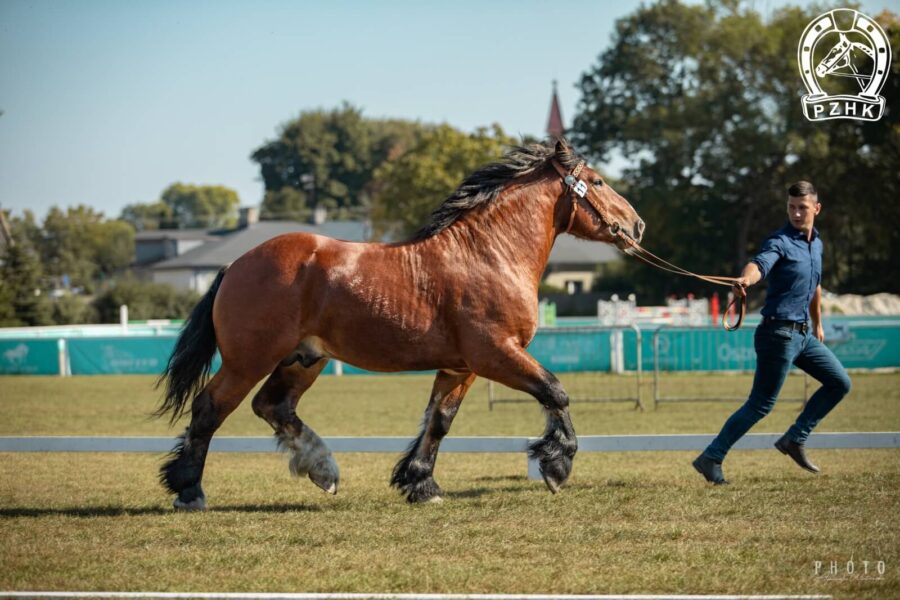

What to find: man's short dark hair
left=788, top=181, right=817, bottom=199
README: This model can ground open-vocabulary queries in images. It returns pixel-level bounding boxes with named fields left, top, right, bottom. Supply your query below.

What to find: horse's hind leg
left=391, top=370, right=477, bottom=503
left=161, top=367, right=259, bottom=511
left=251, top=359, right=339, bottom=494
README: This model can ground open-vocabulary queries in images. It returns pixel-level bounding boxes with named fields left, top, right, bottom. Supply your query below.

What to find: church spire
left=546, top=80, right=565, bottom=140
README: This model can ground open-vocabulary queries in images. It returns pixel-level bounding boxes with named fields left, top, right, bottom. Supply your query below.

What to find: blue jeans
left=703, top=322, right=852, bottom=462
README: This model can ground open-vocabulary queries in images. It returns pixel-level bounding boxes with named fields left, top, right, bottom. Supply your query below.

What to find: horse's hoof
left=173, top=495, right=207, bottom=511
left=539, top=456, right=572, bottom=494
left=309, top=468, right=339, bottom=495
left=542, top=475, right=561, bottom=494
left=425, top=495, right=444, bottom=504
left=172, top=484, right=206, bottom=511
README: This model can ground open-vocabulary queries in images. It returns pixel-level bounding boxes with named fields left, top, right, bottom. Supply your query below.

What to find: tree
left=160, top=183, right=240, bottom=229
left=0, top=232, right=52, bottom=326
left=571, top=1, right=899, bottom=300
left=370, top=124, right=516, bottom=238
left=120, top=201, right=176, bottom=231
left=252, top=103, right=426, bottom=221
left=40, top=206, right=134, bottom=291
left=92, top=278, right=200, bottom=322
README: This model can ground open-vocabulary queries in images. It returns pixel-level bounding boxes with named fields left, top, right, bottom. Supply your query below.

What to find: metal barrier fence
left=488, top=325, right=643, bottom=410
left=651, top=325, right=808, bottom=408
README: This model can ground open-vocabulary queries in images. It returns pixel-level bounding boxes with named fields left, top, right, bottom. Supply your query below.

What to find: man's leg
left=786, top=335, right=852, bottom=444
left=701, top=327, right=800, bottom=463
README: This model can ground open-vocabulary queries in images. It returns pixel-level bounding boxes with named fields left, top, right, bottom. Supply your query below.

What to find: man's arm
left=731, top=262, right=762, bottom=298
left=810, top=284, right=824, bottom=341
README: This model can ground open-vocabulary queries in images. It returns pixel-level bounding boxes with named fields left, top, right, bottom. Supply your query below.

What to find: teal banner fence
left=528, top=328, right=613, bottom=372
left=67, top=337, right=222, bottom=375
left=647, top=322, right=900, bottom=372
left=0, top=339, right=60, bottom=375
left=0, top=320, right=898, bottom=376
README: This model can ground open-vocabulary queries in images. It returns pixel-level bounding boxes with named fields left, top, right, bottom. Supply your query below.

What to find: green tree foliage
left=51, top=293, right=97, bottom=325
left=39, top=206, right=135, bottom=292
left=252, top=103, right=426, bottom=221
left=0, top=233, right=52, bottom=326
left=370, top=124, right=516, bottom=238
left=571, top=1, right=899, bottom=299
left=120, top=201, right=175, bottom=231
left=92, top=278, right=200, bottom=323
left=160, top=183, right=240, bottom=229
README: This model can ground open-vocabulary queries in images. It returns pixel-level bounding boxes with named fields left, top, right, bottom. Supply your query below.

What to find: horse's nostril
left=634, top=219, right=645, bottom=240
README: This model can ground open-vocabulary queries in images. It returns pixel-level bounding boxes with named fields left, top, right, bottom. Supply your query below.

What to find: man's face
left=786, top=194, right=821, bottom=233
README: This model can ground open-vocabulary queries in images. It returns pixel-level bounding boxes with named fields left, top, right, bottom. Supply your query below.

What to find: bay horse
left=157, top=140, right=645, bottom=509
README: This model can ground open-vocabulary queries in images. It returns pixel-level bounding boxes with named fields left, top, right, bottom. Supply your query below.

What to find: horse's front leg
left=391, top=370, right=477, bottom=503
left=472, top=344, right=576, bottom=493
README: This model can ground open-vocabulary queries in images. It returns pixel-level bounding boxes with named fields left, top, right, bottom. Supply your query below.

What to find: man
left=693, top=181, right=852, bottom=484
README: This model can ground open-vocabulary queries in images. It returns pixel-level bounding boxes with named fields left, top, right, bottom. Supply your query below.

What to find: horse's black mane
left=411, top=141, right=583, bottom=241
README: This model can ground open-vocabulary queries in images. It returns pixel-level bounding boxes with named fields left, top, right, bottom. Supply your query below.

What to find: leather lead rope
left=615, top=236, right=746, bottom=331
left=550, top=159, right=745, bottom=331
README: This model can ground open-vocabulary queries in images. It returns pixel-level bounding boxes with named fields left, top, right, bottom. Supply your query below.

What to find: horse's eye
left=593, top=179, right=604, bottom=187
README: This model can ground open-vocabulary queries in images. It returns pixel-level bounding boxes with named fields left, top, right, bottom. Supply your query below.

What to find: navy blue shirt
left=751, top=223, right=822, bottom=322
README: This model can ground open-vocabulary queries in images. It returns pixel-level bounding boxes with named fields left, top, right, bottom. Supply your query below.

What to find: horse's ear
left=554, top=139, right=568, bottom=155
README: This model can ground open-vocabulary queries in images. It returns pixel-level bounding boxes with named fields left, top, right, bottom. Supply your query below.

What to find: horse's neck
left=426, top=182, right=559, bottom=284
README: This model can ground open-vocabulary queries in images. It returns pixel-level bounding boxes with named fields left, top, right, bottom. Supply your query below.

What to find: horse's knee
left=429, top=404, right=459, bottom=439
left=536, top=374, right=569, bottom=411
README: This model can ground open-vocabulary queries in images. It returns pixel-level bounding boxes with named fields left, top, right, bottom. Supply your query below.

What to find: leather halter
left=548, top=158, right=745, bottom=331
left=550, top=159, right=620, bottom=235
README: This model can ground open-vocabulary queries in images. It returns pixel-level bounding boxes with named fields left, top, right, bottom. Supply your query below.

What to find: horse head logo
left=798, top=9, right=891, bottom=121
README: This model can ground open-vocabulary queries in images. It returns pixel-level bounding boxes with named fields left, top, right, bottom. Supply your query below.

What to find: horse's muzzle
left=632, top=219, right=645, bottom=243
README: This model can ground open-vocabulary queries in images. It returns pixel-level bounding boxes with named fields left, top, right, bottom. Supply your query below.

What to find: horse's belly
left=316, top=316, right=462, bottom=373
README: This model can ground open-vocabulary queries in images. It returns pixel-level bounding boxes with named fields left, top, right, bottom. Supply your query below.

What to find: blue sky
left=0, top=0, right=895, bottom=220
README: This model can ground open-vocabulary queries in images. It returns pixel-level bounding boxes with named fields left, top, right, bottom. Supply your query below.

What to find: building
left=146, top=208, right=370, bottom=294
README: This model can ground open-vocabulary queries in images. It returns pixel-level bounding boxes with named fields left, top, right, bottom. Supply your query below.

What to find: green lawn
left=0, top=372, right=897, bottom=437
left=0, top=373, right=898, bottom=598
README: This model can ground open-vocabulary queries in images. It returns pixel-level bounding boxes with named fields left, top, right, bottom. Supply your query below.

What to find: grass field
left=1, top=373, right=899, bottom=598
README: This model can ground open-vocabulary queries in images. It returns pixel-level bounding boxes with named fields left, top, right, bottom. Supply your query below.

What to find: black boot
left=774, top=434, right=819, bottom=473
left=692, top=453, right=729, bottom=485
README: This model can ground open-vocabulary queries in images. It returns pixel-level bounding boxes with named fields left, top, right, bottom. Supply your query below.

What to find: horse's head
left=551, top=141, right=644, bottom=250
left=816, top=33, right=851, bottom=77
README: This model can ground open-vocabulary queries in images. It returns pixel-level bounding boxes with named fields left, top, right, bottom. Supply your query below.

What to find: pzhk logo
left=798, top=8, right=891, bottom=122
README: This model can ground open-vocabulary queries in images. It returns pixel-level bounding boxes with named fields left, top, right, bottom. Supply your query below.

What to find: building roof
left=548, top=234, right=620, bottom=266
left=151, top=220, right=371, bottom=270
left=135, top=229, right=220, bottom=242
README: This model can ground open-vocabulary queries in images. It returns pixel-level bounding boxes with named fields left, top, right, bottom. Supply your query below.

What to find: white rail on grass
left=0, top=592, right=834, bottom=599
left=1, top=433, right=897, bottom=481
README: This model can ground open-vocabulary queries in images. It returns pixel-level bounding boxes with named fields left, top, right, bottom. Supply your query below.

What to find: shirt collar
left=783, top=222, right=819, bottom=241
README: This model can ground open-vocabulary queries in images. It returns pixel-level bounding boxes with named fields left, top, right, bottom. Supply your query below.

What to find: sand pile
left=822, top=292, right=900, bottom=315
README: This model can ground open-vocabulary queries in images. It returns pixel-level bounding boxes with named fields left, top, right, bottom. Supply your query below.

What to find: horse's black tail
left=155, top=268, right=227, bottom=425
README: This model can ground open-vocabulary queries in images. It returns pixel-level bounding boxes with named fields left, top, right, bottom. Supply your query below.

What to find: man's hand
left=732, top=277, right=750, bottom=299
left=732, top=264, right=761, bottom=299
left=815, top=323, right=825, bottom=342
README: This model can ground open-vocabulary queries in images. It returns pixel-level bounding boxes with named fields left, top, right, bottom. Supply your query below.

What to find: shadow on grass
left=0, top=502, right=322, bottom=519
left=211, top=502, right=322, bottom=514
left=473, top=474, right=525, bottom=483
left=444, top=485, right=535, bottom=500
